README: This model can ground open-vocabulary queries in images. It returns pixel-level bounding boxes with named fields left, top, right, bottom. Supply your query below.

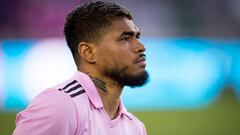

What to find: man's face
left=95, top=17, right=148, bottom=87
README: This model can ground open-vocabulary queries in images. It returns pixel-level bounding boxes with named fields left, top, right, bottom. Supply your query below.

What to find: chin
left=104, top=66, right=149, bottom=88
left=125, top=70, right=149, bottom=87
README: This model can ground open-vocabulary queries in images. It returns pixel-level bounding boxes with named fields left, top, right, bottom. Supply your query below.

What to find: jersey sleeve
left=12, top=89, right=78, bottom=135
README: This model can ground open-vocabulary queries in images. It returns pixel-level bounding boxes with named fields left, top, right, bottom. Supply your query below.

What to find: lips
left=135, top=56, right=146, bottom=63
left=134, top=54, right=146, bottom=67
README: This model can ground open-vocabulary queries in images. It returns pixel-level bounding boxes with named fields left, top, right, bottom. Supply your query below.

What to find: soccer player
left=13, top=1, right=149, bottom=135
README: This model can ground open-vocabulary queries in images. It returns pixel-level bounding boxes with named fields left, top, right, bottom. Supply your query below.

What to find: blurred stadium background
left=0, top=0, right=240, bottom=135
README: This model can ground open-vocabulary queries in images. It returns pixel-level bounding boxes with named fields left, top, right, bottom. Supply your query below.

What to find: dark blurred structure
left=0, top=0, right=240, bottom=38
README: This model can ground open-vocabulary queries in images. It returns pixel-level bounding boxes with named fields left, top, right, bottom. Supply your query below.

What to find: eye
left=121, top=36, right=130, bottom=41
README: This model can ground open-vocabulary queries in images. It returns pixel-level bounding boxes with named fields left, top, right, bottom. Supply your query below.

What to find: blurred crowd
left=0, top=0, right=240, bottom=38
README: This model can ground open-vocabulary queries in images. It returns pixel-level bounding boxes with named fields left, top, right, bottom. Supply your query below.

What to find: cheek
left=96, top=51, right=117, bottom=68
left=100, top=54, right=128, bottom=71
left=97, top=45, right=134, bottom=68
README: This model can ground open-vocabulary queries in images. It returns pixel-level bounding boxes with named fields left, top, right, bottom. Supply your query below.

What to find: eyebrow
left=120, top=31, right=141, bottom=38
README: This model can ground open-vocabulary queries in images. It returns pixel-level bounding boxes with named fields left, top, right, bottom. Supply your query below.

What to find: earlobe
left=78, top=42, right=96, bottom=64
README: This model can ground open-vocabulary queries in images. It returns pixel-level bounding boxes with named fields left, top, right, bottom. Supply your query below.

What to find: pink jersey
left=13, top=71, right=147, bottom=135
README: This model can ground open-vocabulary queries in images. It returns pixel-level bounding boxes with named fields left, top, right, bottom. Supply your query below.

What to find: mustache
left=139, top=53, right=146, bottom=58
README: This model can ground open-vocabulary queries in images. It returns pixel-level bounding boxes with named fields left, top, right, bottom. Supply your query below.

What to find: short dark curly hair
left=64, top=1, right=132, bottom=66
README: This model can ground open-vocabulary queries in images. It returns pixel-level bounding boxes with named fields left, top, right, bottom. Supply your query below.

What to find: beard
left=103, top=66, right=149, bottom=88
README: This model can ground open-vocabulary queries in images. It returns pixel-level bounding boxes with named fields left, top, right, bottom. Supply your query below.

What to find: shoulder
left=33, top=89, right=76, bottom=115
left=13, top=89, right=78, bottom=135
left=18, top=89, right=77, bottom=123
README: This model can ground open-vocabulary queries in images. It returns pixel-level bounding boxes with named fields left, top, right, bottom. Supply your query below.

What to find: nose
left=133, top=39, right=146, bottom=53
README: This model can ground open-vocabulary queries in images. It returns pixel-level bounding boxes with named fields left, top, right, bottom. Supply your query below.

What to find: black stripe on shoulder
left=62, top=80, right=77, bottom=90
left=64, top=84, right=82, bottom=93
left=70, top=90, right=86, bottom=98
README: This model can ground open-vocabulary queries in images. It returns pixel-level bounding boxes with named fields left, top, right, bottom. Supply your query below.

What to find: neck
left=97, top=82, right=122, bottom=119
left=80, top=68, right=123, bottom=119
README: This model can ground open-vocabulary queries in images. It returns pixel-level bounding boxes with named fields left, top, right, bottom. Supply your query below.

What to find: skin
left=78, top=17, right=146, bottom=119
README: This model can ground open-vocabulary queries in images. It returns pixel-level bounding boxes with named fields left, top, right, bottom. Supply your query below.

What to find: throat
left=102, top=96, right=120, bottom=119
left=88, top=73, right=123, bottom=119
left=106, top=104, right=120, bottom=120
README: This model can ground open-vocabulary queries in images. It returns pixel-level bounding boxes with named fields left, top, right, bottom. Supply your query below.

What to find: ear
left=78, top=42, right=96, bottom=64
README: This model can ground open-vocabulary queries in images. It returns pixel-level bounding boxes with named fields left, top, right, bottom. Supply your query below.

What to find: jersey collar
left=73, top=71, right=133, bottom=120
left=73, top=71, right=104, bottom=108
